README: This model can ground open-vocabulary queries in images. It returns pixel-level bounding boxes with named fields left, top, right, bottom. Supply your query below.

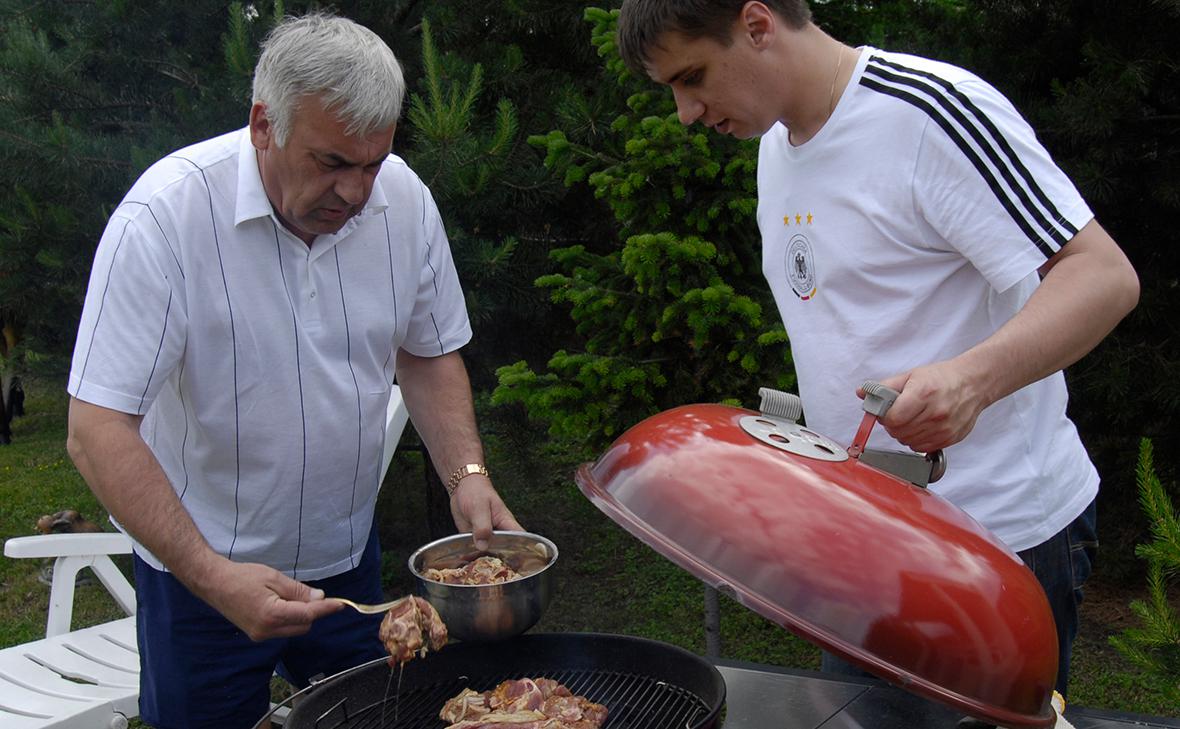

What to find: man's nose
left=673, top=89, right=704, bottom=126
left=336, top=167, right=366, bottom=205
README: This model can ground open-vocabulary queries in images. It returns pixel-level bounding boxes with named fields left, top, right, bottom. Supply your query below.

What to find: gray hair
left=252, top=13, right=405, bottom=146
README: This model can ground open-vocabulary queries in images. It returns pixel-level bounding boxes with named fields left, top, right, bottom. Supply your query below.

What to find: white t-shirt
left=756, top=49, right=1097, bottom=551
left=69, top=128, right=472, bottom=578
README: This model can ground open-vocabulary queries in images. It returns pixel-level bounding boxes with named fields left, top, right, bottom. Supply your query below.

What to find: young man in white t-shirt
left=66, top=13, right=521, bottom=728
left=617, top=0, right=1139, bottom=701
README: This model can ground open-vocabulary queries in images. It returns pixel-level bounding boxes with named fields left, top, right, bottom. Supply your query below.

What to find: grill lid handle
left=757, top=387, right=803, bottom=423
left=860, top=380, right=900, bottom=417
left=854, top=381, right=946, bottom=485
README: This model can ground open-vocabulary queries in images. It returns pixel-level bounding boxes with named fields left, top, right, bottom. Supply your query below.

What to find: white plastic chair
left=1, top=385, right=410, bottom=728
left=0, top=533, right=137, bottom=729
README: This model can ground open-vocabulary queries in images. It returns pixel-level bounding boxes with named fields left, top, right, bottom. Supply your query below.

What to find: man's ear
left=248, top=102, right=273, bottom=150
left=740, top=1, right=777, bottom=49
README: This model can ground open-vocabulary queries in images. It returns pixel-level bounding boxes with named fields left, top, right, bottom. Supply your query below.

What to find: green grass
left=2, top=376, right=1176, bottom=722
left=0, top=376, right=128, bottom=649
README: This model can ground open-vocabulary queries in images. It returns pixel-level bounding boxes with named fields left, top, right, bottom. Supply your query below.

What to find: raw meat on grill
left=439, top=688, right=489, bottom=722
left=378, top=596, right=447, bottom=666
left=441, top=710, right=603, bottom=727
left=440, top=677, right=607, bottom=728
left=424, top=554, right=521, bottom=585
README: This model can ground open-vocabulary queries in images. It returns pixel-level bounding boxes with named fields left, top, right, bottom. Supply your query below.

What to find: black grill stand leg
left=704, top=585, right=721, bottom=658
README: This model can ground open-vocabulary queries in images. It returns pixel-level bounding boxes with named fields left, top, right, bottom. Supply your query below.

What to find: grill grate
left=278, top=634, right=725, bottom=729
left=308, top=668, right=714, bottom=728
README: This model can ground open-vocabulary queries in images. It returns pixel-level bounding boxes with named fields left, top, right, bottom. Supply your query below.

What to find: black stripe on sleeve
left=430, top=313, right=444, bottom=354
left=120, top=201, right=186, bottom=280
left=869, top=57, right=1078, bottom=243
left=177, top=355, right=191, bottom=502
left=860, top=72, right=1058, bottom=258
left=384, top=211, right=399, bottom=332
left=382, top=210, right=399, bottom=382
left=420, top=185, right=441, bottom=296
left=137, top=290, right=172, bottom=413
left=419, top=186, right=446, bottom=354
left=76, top=220, right=132, bottom=396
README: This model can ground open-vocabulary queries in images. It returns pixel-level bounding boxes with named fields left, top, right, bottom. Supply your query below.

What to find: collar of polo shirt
left=232, top=127, right=391, bottom=234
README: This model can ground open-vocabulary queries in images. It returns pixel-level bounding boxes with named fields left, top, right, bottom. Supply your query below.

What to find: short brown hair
left=617, top=0, right=812, bottom=76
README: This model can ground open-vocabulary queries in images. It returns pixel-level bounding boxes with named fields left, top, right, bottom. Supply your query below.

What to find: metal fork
left=329, top=596, right=405, bottom=614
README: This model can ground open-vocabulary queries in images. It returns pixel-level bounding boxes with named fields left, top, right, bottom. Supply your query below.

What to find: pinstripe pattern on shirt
left=68, top=128, right=473, bottom=578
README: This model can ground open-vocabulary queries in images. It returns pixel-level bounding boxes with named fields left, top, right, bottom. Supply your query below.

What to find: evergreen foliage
left=1, top=0, right=1178, bottom=577
left=0, top=0, right=582, bottom=387
left=0, top=0, right=272, bottom=369
left=1109, top=439, right=1180, bottom=705
left=395, top=12, right=577, bottom=390
left=492, top=7, right=792, bottom=450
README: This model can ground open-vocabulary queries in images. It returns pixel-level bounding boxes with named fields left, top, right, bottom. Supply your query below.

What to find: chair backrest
left=4, top=532, right=135, bottom=637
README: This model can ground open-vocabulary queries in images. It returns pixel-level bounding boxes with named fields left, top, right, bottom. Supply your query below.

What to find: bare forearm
left=956, top=220, right=1139, bottom=408
left=395, top=349, right=485, bottom=478
left=395, top=349, right=521, bottom=543
left=67, top=397, right=343, bottom=639
left=66, top=398, right=220, bottom=590
left=878, top=220, right=1138, bottom=453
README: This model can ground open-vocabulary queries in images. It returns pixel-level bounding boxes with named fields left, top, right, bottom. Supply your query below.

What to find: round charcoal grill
left=265, top=633, right=726, bottom=729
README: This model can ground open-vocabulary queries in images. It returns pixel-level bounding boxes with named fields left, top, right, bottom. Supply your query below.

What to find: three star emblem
left=783, top=213, right=814, bottom=226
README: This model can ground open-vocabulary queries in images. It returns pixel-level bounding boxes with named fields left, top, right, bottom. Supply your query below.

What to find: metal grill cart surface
left=714, top=660, right=1180, bottom=729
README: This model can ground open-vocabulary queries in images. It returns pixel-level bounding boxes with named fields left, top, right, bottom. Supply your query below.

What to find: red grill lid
left=574, top=400, right=1058, bottom=728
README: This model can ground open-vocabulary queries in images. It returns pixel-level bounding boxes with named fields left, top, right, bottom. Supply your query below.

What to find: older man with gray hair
left=66, top=12, right=520, bottom=727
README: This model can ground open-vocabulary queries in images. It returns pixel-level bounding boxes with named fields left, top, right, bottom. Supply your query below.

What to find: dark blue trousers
left=134, top=526, right=387, bottom=729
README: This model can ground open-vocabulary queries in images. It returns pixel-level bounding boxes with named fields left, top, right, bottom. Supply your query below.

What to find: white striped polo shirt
left=756, top=48, right=1097, bottom=551
left=69, top=128, right=472, bottom=578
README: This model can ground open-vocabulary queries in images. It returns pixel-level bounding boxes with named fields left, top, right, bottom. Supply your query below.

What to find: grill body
left=275, top=633, right=725, bottom=729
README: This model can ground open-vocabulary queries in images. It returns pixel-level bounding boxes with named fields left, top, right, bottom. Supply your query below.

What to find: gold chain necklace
left=828, top=47, right=847, bottom=116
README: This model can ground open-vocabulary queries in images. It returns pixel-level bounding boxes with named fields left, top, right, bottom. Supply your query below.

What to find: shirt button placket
left=307, top=250, right=316, bottom=300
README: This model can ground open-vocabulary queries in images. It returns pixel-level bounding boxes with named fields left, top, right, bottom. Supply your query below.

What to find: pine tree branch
left=73, top=155, right=135, bottom=169
left=390, top=0, right=423, bottom=27
left=15, top=102, right=160, bottom=122
left=140, top=59, right=200, bottom=89
left=0, top=127, right=134, bottom=170
left=500, top=180, right=553, bottom=192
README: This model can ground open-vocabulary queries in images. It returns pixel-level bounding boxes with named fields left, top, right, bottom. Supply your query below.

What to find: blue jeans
left=134, top=525, right=387, bottom=729
left=821, top=499, right=1097, bottom=699
left=1016, top=498, right=1097, bottom=698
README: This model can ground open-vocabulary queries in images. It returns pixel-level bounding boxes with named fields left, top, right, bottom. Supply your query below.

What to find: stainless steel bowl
left=407, top=530, right=557, bottom=642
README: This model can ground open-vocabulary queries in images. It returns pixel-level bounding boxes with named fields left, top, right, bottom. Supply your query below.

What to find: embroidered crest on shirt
left=785, top=232, right=817, bottom=300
